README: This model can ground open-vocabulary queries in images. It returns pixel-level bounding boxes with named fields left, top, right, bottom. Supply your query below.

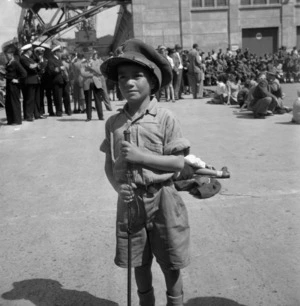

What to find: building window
left=240, top=0, right=280, bottom=5
left=192, top=0, right=228, bottom=8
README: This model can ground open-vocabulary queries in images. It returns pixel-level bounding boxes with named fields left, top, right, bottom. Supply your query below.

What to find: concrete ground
left=0, top=84, right=299, bottom=306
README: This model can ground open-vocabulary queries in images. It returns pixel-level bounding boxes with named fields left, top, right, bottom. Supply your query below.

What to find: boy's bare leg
left=194, top=167, right=230, bottom=178
left=194, top=168, right=217, bottom=177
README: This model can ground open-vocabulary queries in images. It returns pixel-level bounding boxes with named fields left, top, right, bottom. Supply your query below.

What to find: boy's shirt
left=100, top=97, right=190, bottom=186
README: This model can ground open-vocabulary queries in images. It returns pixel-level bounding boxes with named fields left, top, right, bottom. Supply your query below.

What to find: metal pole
left=124, top=130, right=132, bottom=306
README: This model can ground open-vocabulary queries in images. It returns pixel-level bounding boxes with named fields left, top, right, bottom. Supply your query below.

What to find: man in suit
left=187, top=43, right=205, bottom=99
left=80, top=53, right=106, bottom=121
left=20, top=44, right=45, bottom=121
left=47, top=45, right=66, bottom=117
left=173, top=44, right=184, bottom=100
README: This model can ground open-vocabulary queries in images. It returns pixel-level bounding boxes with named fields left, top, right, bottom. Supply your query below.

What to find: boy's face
left=117, top=63, right=153, bottom=103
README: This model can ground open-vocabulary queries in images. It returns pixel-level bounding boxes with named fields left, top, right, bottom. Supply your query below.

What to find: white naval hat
left=21, top=44, right=33, bottom=52
left=51, top=45, right=62, bottom=53
left=34, top=46, right=45, bottom=53
left=41, top=43, right=50, bottom=49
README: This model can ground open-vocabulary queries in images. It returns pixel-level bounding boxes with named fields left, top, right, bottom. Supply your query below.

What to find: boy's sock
left=216, top=170, right=223, bottom=177
left=138, top=287, right=155, bottom=306
left=166, top=292, right=183, bottom=306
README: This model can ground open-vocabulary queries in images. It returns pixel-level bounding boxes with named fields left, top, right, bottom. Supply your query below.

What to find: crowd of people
left=0, top=42, right=112, bottom=125
left=155, top=43, right=299, bottom=120
left=1, top=39, right=300, bottom=125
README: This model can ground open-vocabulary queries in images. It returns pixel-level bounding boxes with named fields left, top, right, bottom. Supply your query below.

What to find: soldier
left=20, top=44, right=44, bottom=121
left=47, top=45, right=66, bottom=117
left=3, top=46, right=27, bottom=125
left=61, top=54, right=72, bottom=115
left=33, top=46, right=48, bottom=115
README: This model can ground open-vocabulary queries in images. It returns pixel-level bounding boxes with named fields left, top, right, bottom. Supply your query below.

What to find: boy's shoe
left=221, top=167, right=230, bottom=178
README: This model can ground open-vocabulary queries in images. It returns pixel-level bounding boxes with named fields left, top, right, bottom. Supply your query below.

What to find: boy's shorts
left=114, top=183, right=190, bottom=270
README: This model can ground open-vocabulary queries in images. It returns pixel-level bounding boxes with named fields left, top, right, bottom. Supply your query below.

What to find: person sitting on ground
left=249, top=73, right=279, bottom=119
left=207, top=73, right=228, bottom=104
left=226, top=74, right=241, bottom=105
left=237, top=79, right=251, bottom=108
left=239, top=80, right=257, bottom=112
left=266, top=71, right=292, bottom=114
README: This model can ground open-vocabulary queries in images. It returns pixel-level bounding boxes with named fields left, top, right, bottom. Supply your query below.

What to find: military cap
left=52, top=45, right=62, bottom=53
left=21, top=44, right=33, bottom=52
left=100, top=39, right=172, bottom=93
left=174, top=44, right=182, bottom=50
left=34, top=46, right=45, bottom=53
left=41, top=43, right=50, bottom=49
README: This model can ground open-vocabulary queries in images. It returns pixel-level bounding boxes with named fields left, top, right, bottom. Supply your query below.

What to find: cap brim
left=101, top=56, right=146, bottom=82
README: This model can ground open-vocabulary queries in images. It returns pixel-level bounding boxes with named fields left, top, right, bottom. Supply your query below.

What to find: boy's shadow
left=57, top=118, right=87, bottom=122
left=2, top=278, right=119, bottom=306
left=185, top=296, right=247, bottom=306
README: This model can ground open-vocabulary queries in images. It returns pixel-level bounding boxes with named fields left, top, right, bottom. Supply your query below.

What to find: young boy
left=100, top=39, right=190, bottom=306
left=208, top=73, right=228, bottom=104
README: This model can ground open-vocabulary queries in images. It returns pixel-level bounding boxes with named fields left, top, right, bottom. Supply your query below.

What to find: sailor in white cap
left=34, top=46, right=48, bottom=115
left=20, top=43, right=33, bottom=53
left=20, top=43, right=45, bottom=121
left=4, top=45, right=27, bottom=125
left=47, top=45, right=66, bottom=116
left=51, top=45, right=62, bottom=53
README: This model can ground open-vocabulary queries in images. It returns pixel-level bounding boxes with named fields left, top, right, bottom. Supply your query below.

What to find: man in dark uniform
left=3, top=46, right=27, bottom=125
left=20, top=44, right=44, bottom=121
left=47, top=45, right=66, bottom=117
left=33, top=44, right=53, bottom=116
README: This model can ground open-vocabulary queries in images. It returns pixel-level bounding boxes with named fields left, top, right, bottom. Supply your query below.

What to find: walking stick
left=124, top=129, right=133, bottom=306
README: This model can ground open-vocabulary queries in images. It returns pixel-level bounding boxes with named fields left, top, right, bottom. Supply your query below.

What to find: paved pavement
left=0, top=84, right=299, bottom=306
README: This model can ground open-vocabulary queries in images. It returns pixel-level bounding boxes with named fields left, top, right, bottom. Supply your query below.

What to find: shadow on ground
left=185, top=296, right=247, bottom=306
left=57, top=118, right=87, bottom=122
left=1, top=279, right=119, bottom=306
left=232, top=110, right=254, bottom=119
left=275, top=121, right=298, bottom=125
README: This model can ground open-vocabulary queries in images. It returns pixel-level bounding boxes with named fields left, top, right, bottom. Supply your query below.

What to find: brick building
left=116, top=0, right=300, bottom=55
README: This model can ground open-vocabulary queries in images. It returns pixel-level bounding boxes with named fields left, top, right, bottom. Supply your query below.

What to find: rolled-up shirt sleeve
left=163, top=111, right=190, bottom=155
left=100, top=119, right=111, bottom=155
